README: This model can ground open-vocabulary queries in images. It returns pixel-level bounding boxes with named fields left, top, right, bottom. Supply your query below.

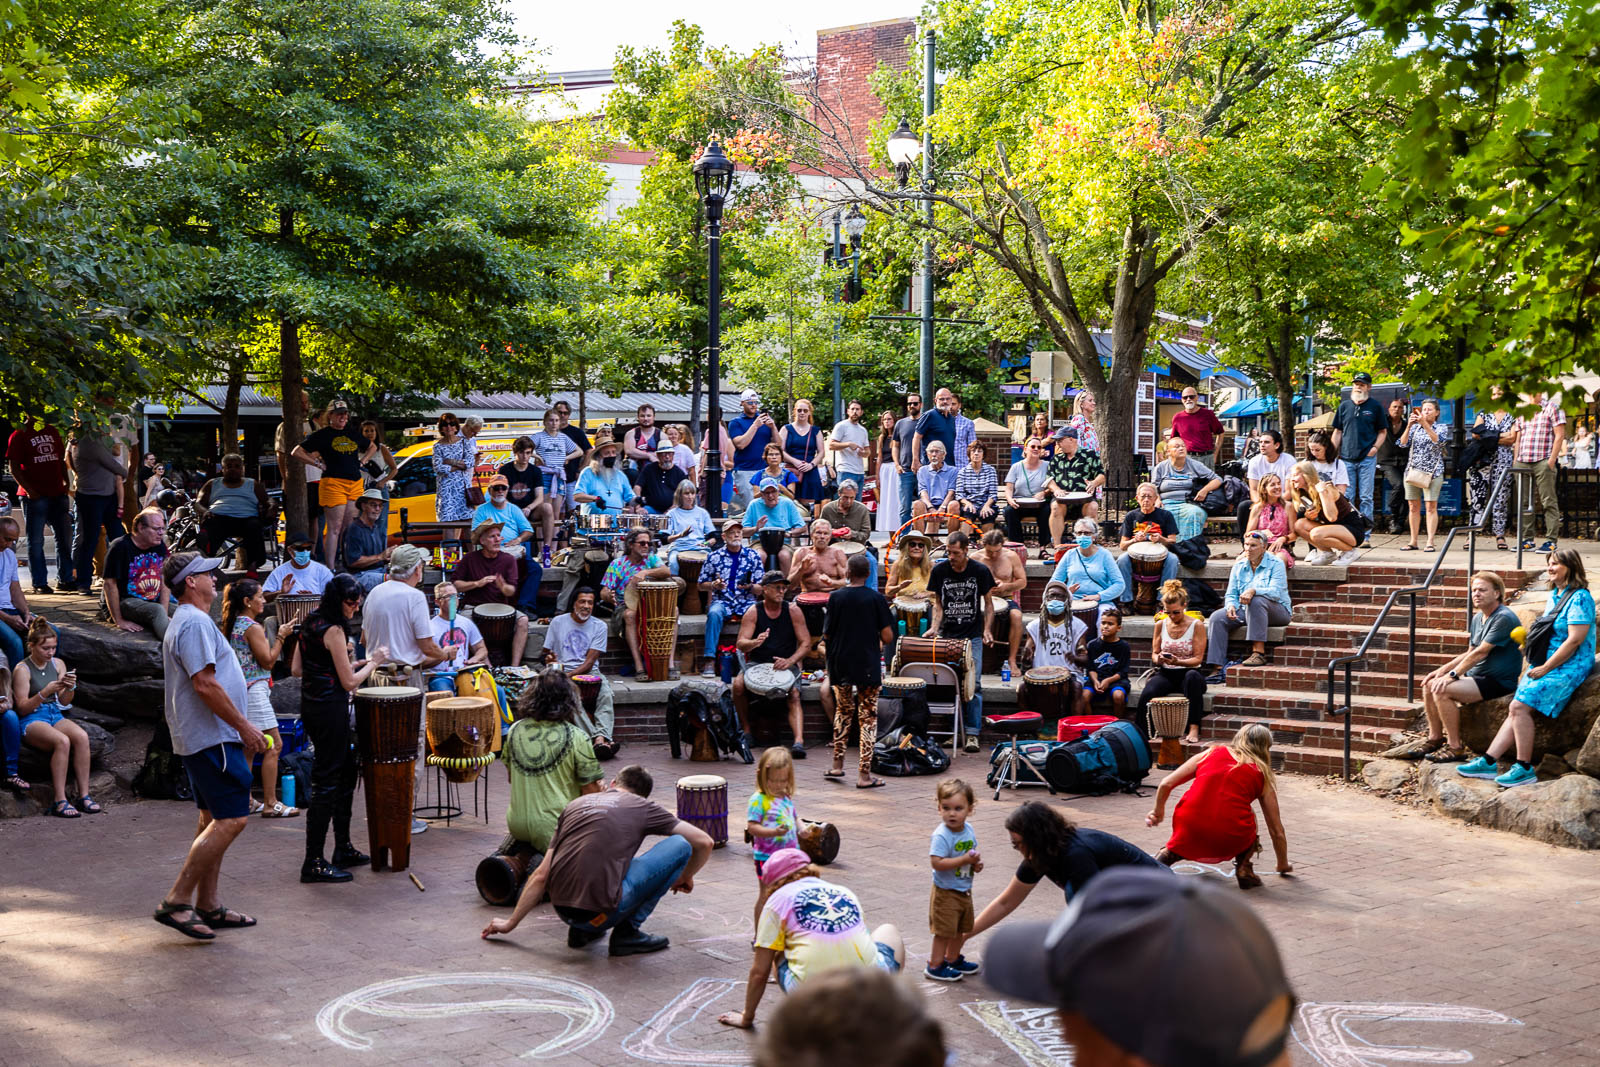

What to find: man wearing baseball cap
left=361, top=543, right=448, bottom=691
left=472, top=474, right=537, bottom=560
left=728, top=389, right=776, bottom=514
left=1332, top=372, right=1387, bottom=542
left=984, top=867, right=1296, bottom=1067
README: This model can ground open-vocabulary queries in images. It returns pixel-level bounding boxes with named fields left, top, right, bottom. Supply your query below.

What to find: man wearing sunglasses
left=1167, top=389, right=1224, bottom=461
left=601, top=528, right=676, bottom=678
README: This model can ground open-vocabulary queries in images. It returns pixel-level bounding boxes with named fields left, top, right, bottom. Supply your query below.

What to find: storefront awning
left=1218, top=396, right=1305, bottom=418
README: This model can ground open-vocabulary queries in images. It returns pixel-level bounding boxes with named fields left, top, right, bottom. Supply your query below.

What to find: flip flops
left=856, top=778, right=887, bottom=789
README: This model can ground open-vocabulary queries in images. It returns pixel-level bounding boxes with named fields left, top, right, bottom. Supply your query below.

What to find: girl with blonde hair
left=1137, top=579, right=1209, bottom=747
left=1146, top=722, right=1291, bottom=890
left=1287, top=460, right=1361, bottom=566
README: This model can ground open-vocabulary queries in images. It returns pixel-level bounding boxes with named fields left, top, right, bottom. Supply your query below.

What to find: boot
left=331, top=843, right=370, bottom=868
left=301, top=857, right=353, bottom=884
left=609, top=923, right=669, bottom=956
left=1234, top=842, right=1263, bottom=890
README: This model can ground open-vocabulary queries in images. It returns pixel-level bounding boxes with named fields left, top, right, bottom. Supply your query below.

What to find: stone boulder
left=1576, top=718, right=1600, bottom=779
left=73, top=678, right=164, bottom=721
left=269, top=676, right=301, bottom=719
left=1459, top=659, right=1600, bottom=761
left=1361, top=758, right=1414, bottom=793
left=55, top=621, right=162, bottom=681
left=1418, top=764, right=1600, bottom=849
left=16, top=720, right=115, bottom=781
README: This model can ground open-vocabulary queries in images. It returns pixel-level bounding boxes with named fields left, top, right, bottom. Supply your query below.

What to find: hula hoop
left=885, top=513, right=984, bottom=555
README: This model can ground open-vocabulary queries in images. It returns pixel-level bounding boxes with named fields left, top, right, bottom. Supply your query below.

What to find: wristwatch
left=1447, top=670, right=1459, bottom=680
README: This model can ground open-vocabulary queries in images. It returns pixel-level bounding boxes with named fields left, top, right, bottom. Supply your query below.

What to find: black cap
left=1351, top=372, right=1372, bottom=384
left=286, top=530, right=314, bottom=548
left=984, top=868, right=1295, bottom=1067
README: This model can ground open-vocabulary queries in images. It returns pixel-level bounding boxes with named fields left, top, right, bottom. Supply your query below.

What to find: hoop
left=885, top=513, right=983, bottom=556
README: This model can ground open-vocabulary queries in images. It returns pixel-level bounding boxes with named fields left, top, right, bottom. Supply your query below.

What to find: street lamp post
left=885, top=29, right=937, bottom=404
left=693, top=137, right=736, bottom=518
left=844, top=205, right=866, bottom=301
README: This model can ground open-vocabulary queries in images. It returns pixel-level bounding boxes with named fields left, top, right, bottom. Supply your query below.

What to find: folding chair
left=897, top=661, right=963, bottom=752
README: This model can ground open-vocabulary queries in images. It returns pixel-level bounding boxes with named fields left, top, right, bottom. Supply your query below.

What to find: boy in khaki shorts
left=926, top=778, right=982, bottom=981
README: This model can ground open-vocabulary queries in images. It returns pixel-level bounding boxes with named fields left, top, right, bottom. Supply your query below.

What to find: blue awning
left=1219, top=396, right=1303, bottom=418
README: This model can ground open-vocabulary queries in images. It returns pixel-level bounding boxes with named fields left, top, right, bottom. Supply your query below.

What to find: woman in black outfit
left=291, top=574, right=390, bottom=883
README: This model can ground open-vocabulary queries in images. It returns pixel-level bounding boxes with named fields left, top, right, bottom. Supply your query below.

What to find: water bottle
left=280, top=774, right=296, bottom=808
left=541, top=544, right=552, bottom=567
left=897, top=619, right=907, bottom=637
left=1001, top=663, right=1012, bottom=684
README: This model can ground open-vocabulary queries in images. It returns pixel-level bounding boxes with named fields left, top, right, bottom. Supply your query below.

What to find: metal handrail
left=1324, top=465, right=1520, bottom=780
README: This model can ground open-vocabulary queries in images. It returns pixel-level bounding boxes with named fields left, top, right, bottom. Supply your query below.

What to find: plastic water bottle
left=280, top=774, right=296, bottom=808
left=1001, top=663, right=1012, bottom=684
left=541, top=544, right=552, bottom=567
left=898, top=619, right=907, bottom=637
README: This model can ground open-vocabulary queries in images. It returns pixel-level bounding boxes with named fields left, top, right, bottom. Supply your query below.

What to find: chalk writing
left=1294, top=1001, right=1523, bottom=1066
left=962, top=1000, right=1075, bottom=1067
left=623, top=977, right=750, bottom=1065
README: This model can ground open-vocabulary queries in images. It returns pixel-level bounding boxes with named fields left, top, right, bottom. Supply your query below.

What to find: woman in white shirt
left=1305, top=431, right=1349, bottom=491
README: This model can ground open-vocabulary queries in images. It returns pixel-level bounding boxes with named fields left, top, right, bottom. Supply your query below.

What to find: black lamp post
left=693, top=136, right=736, bottom=518
left=844, top=205, right=866, bottom=301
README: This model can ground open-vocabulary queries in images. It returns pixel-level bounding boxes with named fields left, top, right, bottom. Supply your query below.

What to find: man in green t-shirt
left=502, top=672, right=605, bottom=852
left=1414, top=571, right=1523, bottom=763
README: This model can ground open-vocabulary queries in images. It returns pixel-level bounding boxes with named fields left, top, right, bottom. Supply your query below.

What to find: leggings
left=1139, top=667, right=1207, bottom=731
left=302, top=697, right=358, bottom=861
left=830, top=684, right=880, bottom=778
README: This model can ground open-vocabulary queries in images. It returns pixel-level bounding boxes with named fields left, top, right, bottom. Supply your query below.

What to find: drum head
left=572, top=673, right=601, bottom=684
left=1072, top=598, right=1099, bottom=612
left=839, top=541, right=865, bottom=556
left=1024, top=666, right=1073, bottom=684
left=990, top=596, right=1009, bottom=612
left=744, top=663, right=796, bottom=696
left=430, top=696, right=492, bottom=711
left=893, top=597, right=927, bottom=612
left=677, top=774, right=727, bottom=788
left=357, top=686, right=422, bottom=698
left=678, top=551, right=707, bottom=562
left=474, top=603, right=516, bottom=618
left=882, top=675, right=927, bottom=691
left=1127, top=542, right=1168, bottom=561
left=1064, top=492, right=1093, bottom=504
left=796, top=592, right=830, bottom=606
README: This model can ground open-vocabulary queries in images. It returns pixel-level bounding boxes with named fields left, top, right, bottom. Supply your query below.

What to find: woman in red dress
left=1144, top=723, right=1291, bottom=889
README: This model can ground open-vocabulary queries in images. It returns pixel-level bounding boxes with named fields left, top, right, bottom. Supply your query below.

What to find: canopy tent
left=1295, top=410, right=1335, bottom=430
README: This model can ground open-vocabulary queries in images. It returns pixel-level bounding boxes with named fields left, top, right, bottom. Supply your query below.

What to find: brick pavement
left=4, top=742, right=1598, bottom=1066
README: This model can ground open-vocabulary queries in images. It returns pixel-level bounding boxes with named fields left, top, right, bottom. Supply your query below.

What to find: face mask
left=602, top=455, right=617, bottom=468
left=1075, top=536, right=1093, bottom=550
left=1046, top=599, right=1068, bottom=616
left=444, top=596, right=457, bottom=621
left=292, top=550, right=310, bottom=567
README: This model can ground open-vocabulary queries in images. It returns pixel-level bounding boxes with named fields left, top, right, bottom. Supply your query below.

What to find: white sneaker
left=1305, top=549, right=1333, bottom=565
left=1335, top=547, right=1363, bottom=566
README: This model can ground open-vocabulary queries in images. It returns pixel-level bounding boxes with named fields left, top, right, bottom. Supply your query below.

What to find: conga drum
left=677, top=551, right=707, bottom=614
left=637, top=579, right=681, bottom=681
left=985, top=595, right=1012, bottom=673
left=893, top=597, right=929, bottom=636
left=676, top=774, right=729, bottom=847
left=897, top=635, right=970, bottom=668
left=1146, top=695, right=1189, bottom=770
left=795, top=591, right=830, bottom=667
left=476, top=837, right=539, bottom=906
left=879, top=675, right=929, bottom=735
left=1072, top=598, right=1102, bottom=636
left=353, top=686, right=423, bottom=872
left=425, top=695, right=497, bottom=783
left=798, top=819, right=840, bottom=865
left=1020, top=666, right=1074, bottom=721
left=472, top=603, right=519, bottom=667
left=1127, top=542, right=1169, bottom=616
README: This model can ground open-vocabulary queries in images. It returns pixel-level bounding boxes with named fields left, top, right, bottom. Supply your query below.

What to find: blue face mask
left=292, top=550, right=311, bottom=567
left=1075, top=536, right=1093, bottom=550
left=1045, top=599, right=1068, bottom=616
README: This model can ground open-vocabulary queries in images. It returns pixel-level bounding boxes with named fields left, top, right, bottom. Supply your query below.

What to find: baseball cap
left=721, top=516, right=744, bottom=531
left=984, top=868, right=1294, bottom=1067
left=330, top=398, right=350, bottom=412
left=1352, top=372, right=1373, bottom=384
left=488, top=474, right=510, bottom=488
left=1053, top=426, right=1079, bottom=440
left=739, top=388, right=761, bottom=404
left=759, top=477, right=782, bottom=491
left=760, top=847, right=811, bottom=885
left=286, top=530, right=315, bottom=548
left=388, top=543, right=428, bottom=575
left=759, top=569, right=788, bottom=585
left=169, top=553, right=224, bottom=586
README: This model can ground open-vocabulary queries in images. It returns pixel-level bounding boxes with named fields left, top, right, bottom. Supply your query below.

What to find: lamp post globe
left=886, top=117, right=921, bottom=166
left=844, top=204, right=867, bottom=242
left=693, top=137, right=736, bottom=517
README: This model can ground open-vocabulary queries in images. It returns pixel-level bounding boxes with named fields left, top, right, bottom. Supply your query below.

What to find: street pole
left=694, top=139, right=736, bottom=519
left=831, top=211, right=844, bottom=425
left=919, top=28, right=936, bottom=403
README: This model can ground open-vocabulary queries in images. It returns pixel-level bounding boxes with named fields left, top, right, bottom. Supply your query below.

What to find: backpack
left=1182, top=576, right=1223, bottom=615
left=871, top=728, right=951, bottom=777
left=278, top=748, right=316, bottom=808
left=131, top=720, right=193, bottom=802
left=1172, top=536, right=1210, bottom=571
left=984, top=738, right=1063, bottom=793
left=1043, top=721, right=1151, bottom=796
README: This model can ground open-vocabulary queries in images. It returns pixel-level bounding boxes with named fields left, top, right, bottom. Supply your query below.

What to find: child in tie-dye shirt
left=746, top=747, right=799, bottom=937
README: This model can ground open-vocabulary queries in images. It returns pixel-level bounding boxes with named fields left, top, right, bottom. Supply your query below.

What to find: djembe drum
left=676, top=551, right=707, bottom=614
left=1003, top=541, right=1030, bottom=571
left=795, top=591, right=830, bottom=668
left=638, top=579, right=681, bottom=681
left=1020, top=665, right=1075, bottom=721
left=472, top=603, right=518, bottom=667
left=425, top=695, right=497, bottom=783
left=1146, top=695, right=1189, bottom=770
left=476, top=837, right=539, bottom=906
left=984, top=595, right=1012, bottom=674
left=798, top=818, right=840, bottom=865
left=572, top=674, right=602, bottom=717
left=878, top=676, right=929, bottom=736
left=1072, top=598, right=1102, bottom=636
left=675, top=774, right=729, bottom=847
left=353, top=685, right=423, bottom=872
left=893, top=597, right=929, bottom=636
left=1127, top=542, right=1170, bottom=616
left=741, top=663, right=798, bottom=750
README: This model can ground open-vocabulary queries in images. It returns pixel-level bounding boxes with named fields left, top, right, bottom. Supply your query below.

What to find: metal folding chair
left=897, top=661, right=963, bottom=751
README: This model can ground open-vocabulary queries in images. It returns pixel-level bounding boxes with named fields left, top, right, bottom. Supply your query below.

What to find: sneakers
left=1335, top=547, right=1363, bottom=566
left=964, top=737, right=980, bottom=754
left=1537, top=539, right=1556, bottom=553
left=1494, top=763, right=1538, bottom=788
left=1305, top=549, right=1334, bottom=565
left=412, top=818, right=428, bottom=835
left=924, top=962, right=963, bottom=982
left=1457, top=755, right=1501, bottom=780
left=701, top=663, right=716, bottom=678
left=947, top=955, right=981, bottom=975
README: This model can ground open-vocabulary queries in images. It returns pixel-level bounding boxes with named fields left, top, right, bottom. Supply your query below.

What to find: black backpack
left=1043, top=721, right=1151, bottom=796
left=871, top=728, right=951, bottom=777
left=131, top=720, right=193, bottom=801
left=1182, top=576, right=1223, bottom=615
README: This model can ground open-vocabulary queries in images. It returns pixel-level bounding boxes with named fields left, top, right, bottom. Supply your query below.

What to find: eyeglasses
left=1182, top=394, right=1198, bottom=401
left=440, top=419, right=459, bottom=427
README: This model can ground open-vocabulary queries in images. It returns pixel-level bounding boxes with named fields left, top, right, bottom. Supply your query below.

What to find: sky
left=505, top=0, right=921, bottom=74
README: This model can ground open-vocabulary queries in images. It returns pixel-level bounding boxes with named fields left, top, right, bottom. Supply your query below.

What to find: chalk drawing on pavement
left=962, top=1000, right=1074, bottom=1067
left=623, top=977, right=751, bottom=1065
left=1294, top=1002, right=1523, bottom=1067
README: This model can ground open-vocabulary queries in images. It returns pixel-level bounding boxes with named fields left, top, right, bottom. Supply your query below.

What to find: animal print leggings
left=830, top=684, right=880, bottom=777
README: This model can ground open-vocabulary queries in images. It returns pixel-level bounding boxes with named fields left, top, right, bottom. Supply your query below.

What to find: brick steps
left=1280, top=621, right=1471, bottom=656
left=1195, top=712, right=1398, bottom=753
left=1224, top=663, right=1422, bottom=701
left=1296, top=601, right=1476, bottom=629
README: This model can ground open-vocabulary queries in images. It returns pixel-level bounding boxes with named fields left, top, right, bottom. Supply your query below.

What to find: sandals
left=1425, top=745, right=1469, bottom=763
left=4, top=774, right=29, bottom=794
left=1239, top=652, right=1270, bottom=668
left=1424, top=543, right=1437, bottom=552
left=153, top=901, right=215, bottom=941
left=1400, top=544, right=1419, bottom=551
left=247, top=798, right=265, bottom=815
left=75, top=795, right=102, bottom=815
left=49, top=799, right=80, bottom=818
left=823, top=770, right=846, bottom=780
left=196, top=905, right=257, bottom=929
left=261, top=801, right=301, bottom=818
left=856, top=778, right=887, bottom=789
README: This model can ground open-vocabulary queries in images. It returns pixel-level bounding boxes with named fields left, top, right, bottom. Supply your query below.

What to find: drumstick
left=409, top=872, right=426, bottom=892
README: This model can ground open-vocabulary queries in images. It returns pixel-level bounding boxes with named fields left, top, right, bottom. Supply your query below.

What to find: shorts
left=1087, top=683, right=1129, bottom=699
left=1404, top=474, right=1443, bottom=502
left=245, top=682, right=277, bottom=731
left=929, top=885, right=975, bottom=938
left=1465, top=674, right=1513, bottom=701
left=19, top=701, right=64, bottom=730
left=318, top=476, right=365, bottom=507
left=181, top=742, right=253, bottom=819
left=776, top=941, right=901, bottom=993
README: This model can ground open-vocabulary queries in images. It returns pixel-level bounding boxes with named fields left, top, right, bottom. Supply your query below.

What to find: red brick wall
left=813, top=18, right=918, bottom=164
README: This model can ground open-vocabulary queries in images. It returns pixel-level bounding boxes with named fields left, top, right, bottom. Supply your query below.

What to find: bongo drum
left=1003, top=541, right=1029, bottom=572
left=1127, top=542, right=1169, bottom=616
left=572, top=674, right=601, bottom=716
left=1072, top=598, right=1101, bottom=635
left=1146, top=695, right=1189, bottom=769
left=352, top=686, right=423, bottom=872
left=638, top=579, right=681, bottom=681
left=1020, top=666, right=1074, bottom=721
left=475, top=838, right=539, bottom=906
left=985, top=595, right=1013, bottom=673
left=879, top=675, right=929, bottom=735
left=425, top=695, right=497, bottom=783
left=795, top=591, right=830, bottom=667
left=743, top=663, right=796, bottom=700
left=798, top=819, right=840, bottom=865
left=676, top=550, right=707, bottom=614
left=472, top=603, right=519, bottom=667
left=275, top=593, right=319, bottom=629
left=893, top=597, right=929, bottom=636
left=675, top=774, right=729, bottom=847
left=758, top=528, right=787, bottom=559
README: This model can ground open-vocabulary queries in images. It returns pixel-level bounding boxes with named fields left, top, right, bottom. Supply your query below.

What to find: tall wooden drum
left=1146, top=695, right=1189, bottom=770
left=472, top=603, right=518, bottom=667
left=893, top=597, right=929, bottom=636
left=676, top=774, right=729, bottom=847
left=795, top=591, right=830, bottom=668
left=1127, top=542, right=1169, bottom=616
left=638, top=580, right=681, bottom=681
left=353, top=685, right=423, bottom=872
left=676, top=551, right=707, bottom=615
left=1020, top=666, right=1074, bottom=721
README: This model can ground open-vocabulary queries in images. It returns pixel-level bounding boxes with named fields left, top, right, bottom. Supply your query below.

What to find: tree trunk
left=1274, top=311, right=1297, bottom=432
left=221, top=358, right=243, bottom=465
left=277, top=206, right=308, bottom=537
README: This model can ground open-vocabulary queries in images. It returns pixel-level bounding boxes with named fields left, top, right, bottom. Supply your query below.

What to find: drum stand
left=984, top=711, right=1045, bottom=801
left=414, top=759, right=493, bottom=826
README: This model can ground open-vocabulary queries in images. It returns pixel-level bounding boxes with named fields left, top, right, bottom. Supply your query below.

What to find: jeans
left=1205, top=599, right=1292, bottom=665
left=898, top=470, right=917, bottom=528
left=73, top=492, right=124, bottom=591
left=1344, top=455, right=1377, bottom=526
left=863, top=549, right=880, bottom=591
left=1, top=707, right=20, bottom=776
left=837, top=471, right=864, bottom=491
left=703, top=599, right=736, bottom=658
left=350, top=568, right=385, bottom=592
left=557, top=835, right=692, bottom=933
left=0, top=619, right=58, bottom=671
left=302, top=697, right=358, bottom=861
left=1116, top=551, right=1180, bottom=604
left=517, top=559, right=544, bottom=612
left=965, top=636, right=985, bottom=736
left=22, top=494, right=74, bottom=588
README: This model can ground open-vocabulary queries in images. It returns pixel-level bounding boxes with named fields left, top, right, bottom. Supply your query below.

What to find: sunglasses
left=1182, top=395, right=1198, bottom=401
left=440, top=420, right=459, bottom=427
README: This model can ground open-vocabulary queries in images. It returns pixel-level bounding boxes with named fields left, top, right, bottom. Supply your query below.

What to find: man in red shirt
left=5, top=420, right=75, bottom=593
left=450, top=520, right=530, bottom=665
left=1166, top=388, right=1225, bottom=460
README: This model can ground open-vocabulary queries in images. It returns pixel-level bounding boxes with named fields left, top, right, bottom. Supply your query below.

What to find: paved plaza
left=4, top=741, right=1598, bottom=1066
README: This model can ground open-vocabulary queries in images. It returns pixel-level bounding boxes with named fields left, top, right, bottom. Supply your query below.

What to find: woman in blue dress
left=779, top=399, right=823, bottom=509
left=431, top=413, right=475, bottom=522
left=1460, top=548, right=1594, bottom=789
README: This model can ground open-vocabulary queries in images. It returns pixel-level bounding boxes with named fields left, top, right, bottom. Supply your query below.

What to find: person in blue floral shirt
left=600, top=527, right=674, bottom=677
left=698, top=519, right=764, bottom=676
